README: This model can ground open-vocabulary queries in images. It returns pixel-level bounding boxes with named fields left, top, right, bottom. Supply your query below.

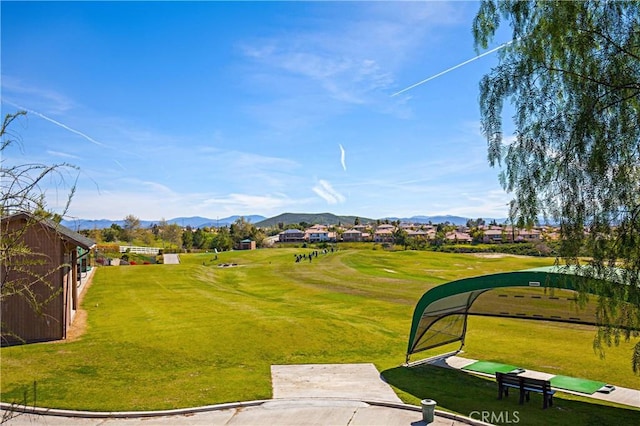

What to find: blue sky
left=1, top=1, right=514, bottom=221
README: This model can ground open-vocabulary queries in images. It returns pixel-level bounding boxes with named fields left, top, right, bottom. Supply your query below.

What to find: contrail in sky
left=5, top=100, right=105, bottom=147
left=339, top=144, right=346, bottom=171
left=113, top=159, right=127, bottom=170
left=391, top=41, right=514, bottom=97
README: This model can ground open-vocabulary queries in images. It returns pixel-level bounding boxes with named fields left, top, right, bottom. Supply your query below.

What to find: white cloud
left=188, top=148, right=302, bottom=190
left=202, top=193, right=293, bottom=212
left=1, top=76, right=76, bottom=114
left=63, top=185, right=299, bottom=220
left=46, top=150, right=81, bottom=160
left=223, top=151, right=299, bottom=169
left=339, top=144, right=346, bottom=171
left=241, top=41, right=388, bottom=105
left=447, top=189, right=512, bottom=218
left=233, top=2, right=480, bottom=134
left=238, top=3, right=462, bottom=109
left=312, top=179, right=346, bottom=205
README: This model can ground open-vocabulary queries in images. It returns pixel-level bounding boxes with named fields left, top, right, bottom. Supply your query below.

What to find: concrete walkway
left=162, top=253, right=180, bottom=264
left=272, top=363, right=403, bottom=402
left=0, top=399, right=485, bottom=426
left=1, top=363, right=488, bottom=426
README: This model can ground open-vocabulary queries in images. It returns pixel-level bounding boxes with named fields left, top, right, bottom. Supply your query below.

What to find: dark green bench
left=496, top=372, right=555, bottom=409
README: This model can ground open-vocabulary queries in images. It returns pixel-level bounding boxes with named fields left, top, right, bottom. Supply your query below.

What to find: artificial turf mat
left=550, top=375, right=607, bottom=394
left=461, top=361, right=522, bottom=375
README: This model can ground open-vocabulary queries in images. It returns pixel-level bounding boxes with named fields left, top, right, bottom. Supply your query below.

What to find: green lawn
left=1, top=248, right=638, bottom=425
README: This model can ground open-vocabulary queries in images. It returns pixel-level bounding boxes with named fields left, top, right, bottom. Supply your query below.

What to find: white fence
left=119, top=246, right=163, bottom=255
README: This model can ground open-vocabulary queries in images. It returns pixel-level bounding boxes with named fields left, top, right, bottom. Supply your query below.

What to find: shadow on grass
left=381, top=364, right=640, bottom=426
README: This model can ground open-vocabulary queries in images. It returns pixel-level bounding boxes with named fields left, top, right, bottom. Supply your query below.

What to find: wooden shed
left=238, top=239, right=256, bottom=250
left=1, top=213, right=96, bottom=345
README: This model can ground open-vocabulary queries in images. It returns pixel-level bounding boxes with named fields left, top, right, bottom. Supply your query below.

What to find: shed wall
left=1, top=218, right=67, bottom=343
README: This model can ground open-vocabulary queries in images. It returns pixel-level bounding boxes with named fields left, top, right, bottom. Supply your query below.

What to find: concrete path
left=426, top=354, right=640, bottom=408
left=162, top=253, right=180, bottom=264
left=271, top=363, right=402, bottom=402
left=0, top=399, right=484, bottom=426
left=0, top=363, right=488, bottom=425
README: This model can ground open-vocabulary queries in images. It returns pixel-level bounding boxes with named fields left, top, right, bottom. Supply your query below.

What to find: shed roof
left=2, top=212, right=96, bottom=250
left=282, top=229, right=305, bottom=234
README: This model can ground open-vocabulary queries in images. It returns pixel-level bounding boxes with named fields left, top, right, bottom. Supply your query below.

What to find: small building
left=278, top=229, right=306, bottom=243
left=502, top=227, right=518, bottom=243
left=239, top=239, right=256, bottom=250
left=342, top=229, right=363, bottom=242
left=445, top=231, right=473, bottom=244
left=1, top=213, right=96, bottom=345
left=376, top=224, right=395, bottom=231
left=407, top=229, right=432, bottom=240
left=374, top=228, right=394, bottom=243
left=306, top=229, right=330, bottom=243
left=482, top=229, right=503, bottom=244
left=517, top=228, right=542, bottom=242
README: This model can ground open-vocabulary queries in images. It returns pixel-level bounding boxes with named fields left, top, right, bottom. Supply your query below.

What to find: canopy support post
left=459, top=311, right=470, bottom=351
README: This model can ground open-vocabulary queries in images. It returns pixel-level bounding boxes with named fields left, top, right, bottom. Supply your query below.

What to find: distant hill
left=60, top=215, right=266, bottom=230
left=256, top=213, right=512, bottom=228
left=386, top=215, right=470, bottom=226
left=255, top=212, right=374, bottom=227
left=61, top=218, right=118, bottom=230
left=169, top=215, right=266, bottom=228
left=60, top=212, right=509, bottom=231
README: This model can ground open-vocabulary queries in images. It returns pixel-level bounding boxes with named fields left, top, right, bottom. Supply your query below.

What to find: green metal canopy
left=406, top=266, right=634, bottom=362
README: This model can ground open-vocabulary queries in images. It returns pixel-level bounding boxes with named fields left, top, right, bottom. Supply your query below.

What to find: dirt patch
left=471, top=253, right=530, bottom=259
left=65, top=269, right=97, bottom=342
left=66, top=309, right=88, bottom=341
left=471, top=253, right=508, bottom=258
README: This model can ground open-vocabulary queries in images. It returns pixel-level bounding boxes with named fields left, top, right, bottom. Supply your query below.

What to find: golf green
left=462, top=361, right=522, bottom=375
left=550, top=375, right=606, bottom=394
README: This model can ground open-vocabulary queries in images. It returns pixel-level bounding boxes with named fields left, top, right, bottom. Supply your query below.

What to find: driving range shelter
left=406, top=266, right=638, bottom=363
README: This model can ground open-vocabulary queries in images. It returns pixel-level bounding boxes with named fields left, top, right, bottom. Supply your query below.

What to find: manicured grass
left=1, top=249, right=637, bottom=425
left=461, top=317, right=639, bottom=388
left=382, top=364, right=640, bottom=426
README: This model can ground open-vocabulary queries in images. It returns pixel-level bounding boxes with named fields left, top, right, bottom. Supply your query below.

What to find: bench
left=496, top=372, right=555, bottom=409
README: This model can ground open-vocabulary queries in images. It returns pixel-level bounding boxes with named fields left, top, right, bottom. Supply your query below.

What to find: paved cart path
left=1, top=363, right=484, bottom=425
left=271, top=363, right=403, bottom=402
left=163, top=253, right=180, bottom=264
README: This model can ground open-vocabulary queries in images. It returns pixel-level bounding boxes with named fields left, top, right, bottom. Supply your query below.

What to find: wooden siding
left=239, top=240, right=256, bottom=250
left=1, top=217, right=75, bottom=344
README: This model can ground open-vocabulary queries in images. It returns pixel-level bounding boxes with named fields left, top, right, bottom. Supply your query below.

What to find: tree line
left=80, top=215, right=266, bottom=252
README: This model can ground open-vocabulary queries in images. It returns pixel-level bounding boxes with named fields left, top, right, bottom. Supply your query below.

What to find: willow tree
left=473, top=1, right=640, bottom=371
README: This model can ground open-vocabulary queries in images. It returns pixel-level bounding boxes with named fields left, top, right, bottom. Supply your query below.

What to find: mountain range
left=61, top=213, right=508, bottom=231
left=60, top=215, right=267, bottom=231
